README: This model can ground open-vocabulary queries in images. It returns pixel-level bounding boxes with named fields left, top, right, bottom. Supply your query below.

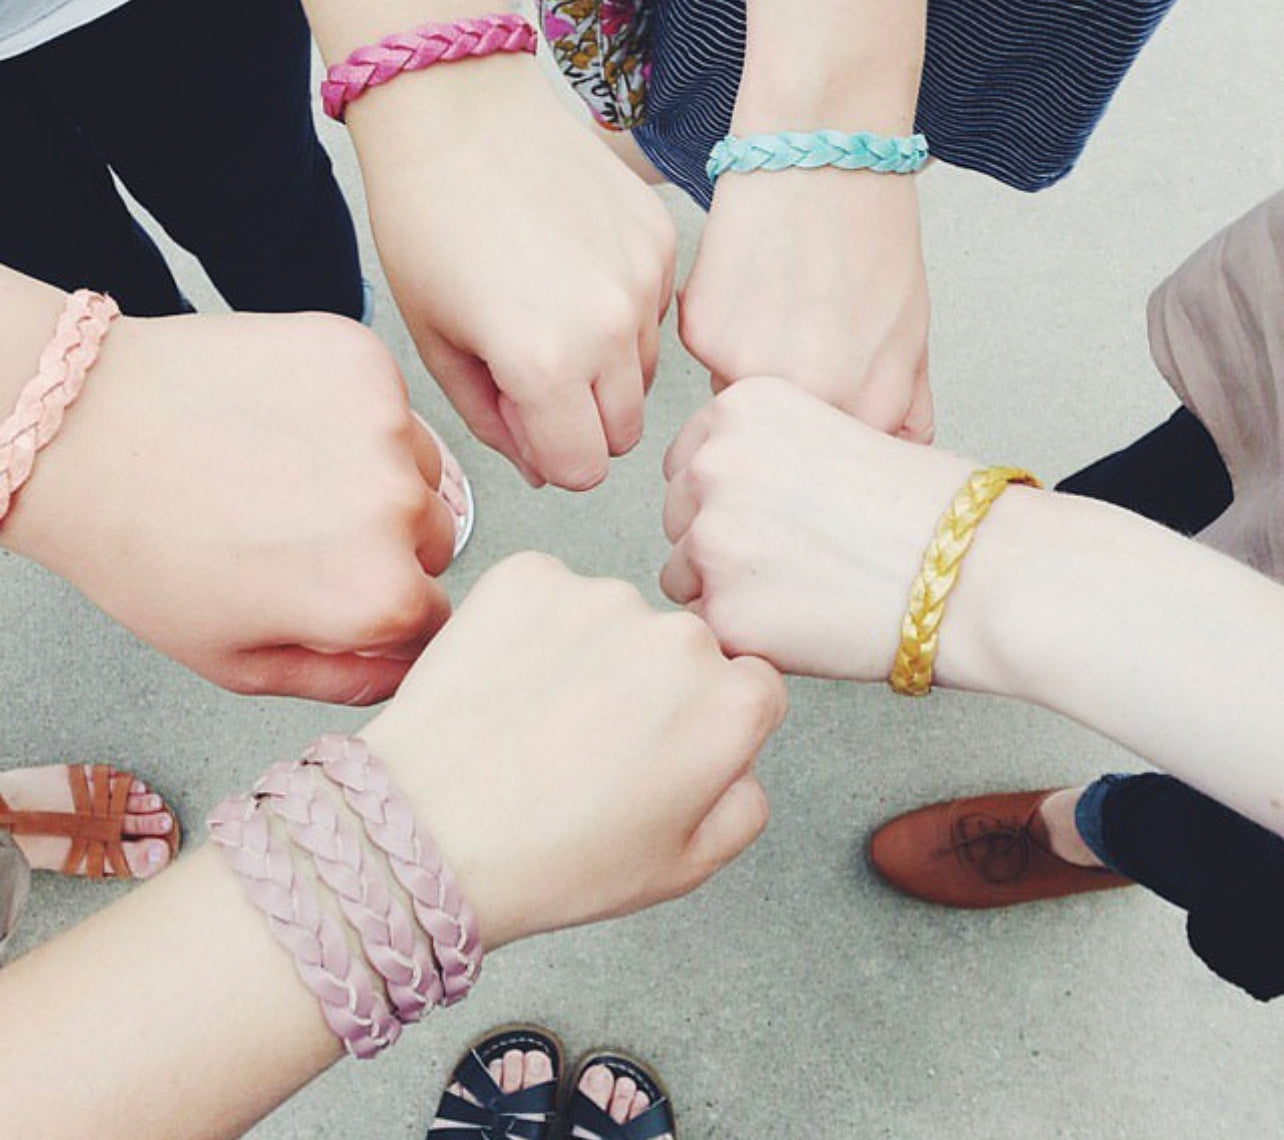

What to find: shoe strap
left=568, top=1089, right=672, bottom=1140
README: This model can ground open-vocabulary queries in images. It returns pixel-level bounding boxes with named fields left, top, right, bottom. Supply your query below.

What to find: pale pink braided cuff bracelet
left=300, top=734, right=483, bottom=1005
left=207, top=735, right=482, bottom=1058
left=321, top=13, right=538, bottom=122
left=0, top=289, right=118, bottom=525
left=207, top=793, right=402, bottom=1059
left=254, top=760, right=444, bottom=1022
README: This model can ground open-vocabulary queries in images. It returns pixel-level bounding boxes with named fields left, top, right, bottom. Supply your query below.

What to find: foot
left=1037, top=786, right=1106, bottom=868
left=448, top=1047, right=554, bottom=1106
left=430, top=1028, right=561, bottom=1140
left=868, top=788, right=1132, bottom=909
left=0, top=765, right=174, bottom=879
left=575, top=1064, right=674, bottom=1140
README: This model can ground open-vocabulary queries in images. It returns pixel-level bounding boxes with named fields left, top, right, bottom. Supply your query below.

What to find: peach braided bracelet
left=321, top=13, right=537, bottom=122
left=889, top=466, right=1041, bottom=697
left=0, top=289, right=118, bottom=525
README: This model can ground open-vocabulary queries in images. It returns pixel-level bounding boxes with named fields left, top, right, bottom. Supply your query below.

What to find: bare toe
left=122, top=838, right=172, bottom=879
left=609, top=1076, right=637, bottom=1124
left=124, top=811, right=174, bottom=838
left=581, top=1064, right=615, bottom=1110
left=629, top=1089, right=651, bottom=1118
left=125, top=792, right=164, bottom=814
left=525, top=1050, right=553, bottom=1087
left=500, top=1049, right=524, bottom=1093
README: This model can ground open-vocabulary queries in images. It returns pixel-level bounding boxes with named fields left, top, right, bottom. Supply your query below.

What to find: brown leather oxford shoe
left=869, top=789, right=1134, bottom=908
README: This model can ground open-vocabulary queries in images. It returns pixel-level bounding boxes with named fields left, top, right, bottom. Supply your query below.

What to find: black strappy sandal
left=563, top=1049, right=676, bottom=1140
left=427, top=1024, right=564, bottom=1140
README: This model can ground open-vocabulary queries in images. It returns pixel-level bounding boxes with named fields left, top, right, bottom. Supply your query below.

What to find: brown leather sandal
left=0, top=764, right=181, bottom=878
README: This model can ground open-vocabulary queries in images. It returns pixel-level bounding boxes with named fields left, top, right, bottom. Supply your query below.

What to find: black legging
left=0, top=0, right=363, bottom=319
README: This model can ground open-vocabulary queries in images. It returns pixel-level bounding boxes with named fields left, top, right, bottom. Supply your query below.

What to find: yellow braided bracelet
left=889, top=466, right=1042, bottom=697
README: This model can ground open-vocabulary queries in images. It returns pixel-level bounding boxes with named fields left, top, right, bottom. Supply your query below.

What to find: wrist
left=929, top=486, right=1083, bottom=698
left=343, top=49, right=545, bottom=175
left=0, top=281, right=121, bottom=558
left=736, top=5, right=925, bottom=135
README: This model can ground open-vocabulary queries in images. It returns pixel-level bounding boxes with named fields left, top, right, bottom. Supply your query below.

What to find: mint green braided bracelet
left=707, top=130, right=929, bottom=183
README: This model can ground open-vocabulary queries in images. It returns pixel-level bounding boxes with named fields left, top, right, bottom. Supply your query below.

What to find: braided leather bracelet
left=255, top=761, right=443, bottom=1023
left=889, top=466, right=1041, bottom=697
left=707, top=130, right=929, bottom=183
left=0, top=289, right=118, bottom=525
left=300, top=735, right=482, bottom=1005
left=207, top=794, right=402, bottom=1059
left=322, top=13, right=537, bottom=121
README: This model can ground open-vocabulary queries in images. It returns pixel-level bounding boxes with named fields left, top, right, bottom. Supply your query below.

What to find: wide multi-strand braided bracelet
left=322, top=13, right=538, bottom=122
left=0, top=289, right=118, bottom=525
left=207, top=793, right=402, bottom=1059
left=254, top=760, right=443, bottom=1022
left=707, top=130, right=929, bottom=183
left=889, top=466, right=1041, bottom=697
left=299, top=735, right=482, bottom=1004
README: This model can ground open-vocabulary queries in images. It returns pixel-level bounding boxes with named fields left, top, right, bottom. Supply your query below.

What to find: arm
left=0, top=553, right=785, bottom=1138
left=679, top=0, right=933, bottom=439
left=0, top=266, right=454, bottom=703
left=661, top=378, right=1284, bottom=834
left=300, top=0, right=676, bottom=490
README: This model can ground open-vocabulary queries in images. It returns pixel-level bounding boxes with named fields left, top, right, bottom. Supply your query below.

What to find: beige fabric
left=0, top=830, right=32, bottom=963
left=1147, top=189, right=1284, bottom=580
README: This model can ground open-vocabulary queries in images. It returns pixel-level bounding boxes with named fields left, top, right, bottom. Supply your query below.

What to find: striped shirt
left=632, top=0, right=1177, bottom=209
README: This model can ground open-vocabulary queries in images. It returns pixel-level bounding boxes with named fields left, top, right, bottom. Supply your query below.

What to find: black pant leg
left=0, top=52, right=185, bottom=315
left=35, top=0, right=363, bottom=317
left=1056, top=407, right=1232, bottom=534
left=1096, top=774, right=1284, bottom=1001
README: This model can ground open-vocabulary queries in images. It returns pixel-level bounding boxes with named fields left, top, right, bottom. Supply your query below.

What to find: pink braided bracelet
left=321, top=13, right=538, bottom=122
left=207, top=793, right=402, bottom=1060
left=0, top=289, right=118, bottom=525
left=300, top=734, right=483, bottom=1005
left=254, top=761, right=444, bottom=1022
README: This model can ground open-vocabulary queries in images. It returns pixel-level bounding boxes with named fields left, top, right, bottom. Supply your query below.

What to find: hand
left=361, top=552, right=787, bottom=949
left=2, top=311, right=456, bottom=704
left=661, top=377, right=974, bottom=680
left=679, top=169, right=933, bottom=440
left=352, top=58, right=676, bottom=490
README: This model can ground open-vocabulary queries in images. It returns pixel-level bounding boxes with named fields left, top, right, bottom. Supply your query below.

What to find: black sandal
left=427, top=1024, right=564, bottom=1140
left=564, top=1049, right=676, bottom=1140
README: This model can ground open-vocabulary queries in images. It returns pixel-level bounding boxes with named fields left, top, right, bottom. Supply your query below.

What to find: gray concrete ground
left=3, top=3, right=1284, bottom=1136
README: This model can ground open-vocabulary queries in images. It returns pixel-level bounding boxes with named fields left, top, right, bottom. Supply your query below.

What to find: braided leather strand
left=301, top=735, right=482, bottom=1004
left=255, top=761, right=444, bottom=1020
left=207, top=794, right=401, bottom=1059
left=322, top=14, right=537, bottom=121
left=0, top=290, right=118, bottom=524
left=707, top=130, right=929, bottom=182
left=889, top=467, right=1041, bottom=697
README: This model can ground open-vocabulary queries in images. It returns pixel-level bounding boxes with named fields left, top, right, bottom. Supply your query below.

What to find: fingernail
left=148, top=846, right=164, bottom=865
left=159, top=817, right=172, bottom=833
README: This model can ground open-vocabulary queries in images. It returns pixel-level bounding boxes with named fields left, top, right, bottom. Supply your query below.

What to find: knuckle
left=721, top=670, right=784, bottom=738
left=487, top=551, right=569, bottom=592
left=654, top=610, right=719, bottom=655
left=585, top=574, right=647, bottom=616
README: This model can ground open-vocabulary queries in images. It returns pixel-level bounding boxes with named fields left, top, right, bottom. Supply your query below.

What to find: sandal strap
left=568, top=1090, right=672, bottom=1140
left=428, top=1048, right=558, bottom=1140
left=0, top=766, right=134, bottom=879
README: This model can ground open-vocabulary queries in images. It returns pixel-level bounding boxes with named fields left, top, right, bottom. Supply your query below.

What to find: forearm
left=0, top=845, right=342, bottom=1140
left=736, top=0, right=927, bottom=133
left=943, top=487, right=1284, bottom=835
